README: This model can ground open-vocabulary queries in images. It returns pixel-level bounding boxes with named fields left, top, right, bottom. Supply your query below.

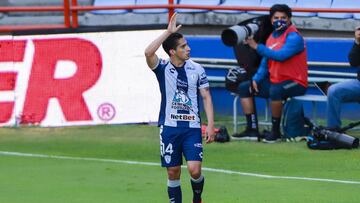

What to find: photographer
left=233, top=4, right=308, bottom=143
left=326, top=27, right=360, bottom=130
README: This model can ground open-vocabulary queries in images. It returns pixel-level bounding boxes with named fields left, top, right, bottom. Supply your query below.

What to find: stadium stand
left=176, top=0, right=220, bottom=13
left=293, top=0, right=332, bottom=17
left=133, top=0, right=168, bottom=14
left=317, top=0, right=354, bottom=19
left=7, top=0, right=92, bottom=6
left=248, top=0, right=296, bottom=15
left=0, top=0, right=360, bottom=33
left=354, top=14, right=360, bottom=20
left=6, top=0, right=90, bottom=16
left=214, top=0, right=260, bottom=14
left=0, top=0, right=8, bottom=6
left=91, top=0, right=135, bottom=14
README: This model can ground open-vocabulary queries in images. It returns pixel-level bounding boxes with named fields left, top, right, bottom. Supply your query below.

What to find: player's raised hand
left=167, top=13, right=182, bottom=33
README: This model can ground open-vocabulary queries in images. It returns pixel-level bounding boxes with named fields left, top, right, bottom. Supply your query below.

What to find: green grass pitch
left=0, top=124, right=359, bottom=203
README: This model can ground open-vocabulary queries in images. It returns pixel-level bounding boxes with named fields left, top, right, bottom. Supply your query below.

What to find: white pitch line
left=1, top=151, right=360, bottom=185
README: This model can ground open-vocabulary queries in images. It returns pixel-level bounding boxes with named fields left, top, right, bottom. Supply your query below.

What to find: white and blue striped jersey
left=152, top=58, right=209, bottom=128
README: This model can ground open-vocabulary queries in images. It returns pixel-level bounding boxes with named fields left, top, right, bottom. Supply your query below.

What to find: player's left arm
left=200, top=87, right=215, bottom=143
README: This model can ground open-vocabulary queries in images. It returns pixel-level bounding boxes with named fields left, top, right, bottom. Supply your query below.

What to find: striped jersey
left=152, top=58, right=209, bottom=128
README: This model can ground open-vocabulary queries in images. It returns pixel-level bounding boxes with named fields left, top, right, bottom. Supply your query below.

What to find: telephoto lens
left=319, top=129, right=359, bottom=149
left=221, top=23, right=259, bottom=46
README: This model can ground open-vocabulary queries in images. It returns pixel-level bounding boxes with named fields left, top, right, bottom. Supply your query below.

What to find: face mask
left=273, top=19, right=288, bottom=31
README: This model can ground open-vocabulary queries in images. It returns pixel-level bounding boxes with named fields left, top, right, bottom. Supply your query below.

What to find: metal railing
left=193, top=57, right=357, bottom=84
left=1, top=1, right=360, bottom=32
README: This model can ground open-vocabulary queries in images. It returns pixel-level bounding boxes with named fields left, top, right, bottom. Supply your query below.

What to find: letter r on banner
left=0, top=40, right=26, bottom=123
left=21, top=38, right=102, bottom=124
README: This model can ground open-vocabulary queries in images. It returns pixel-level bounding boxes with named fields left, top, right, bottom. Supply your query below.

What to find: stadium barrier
left=0, top=30, right=168, bottom=127
left=1, top=1, right=360, bottom=31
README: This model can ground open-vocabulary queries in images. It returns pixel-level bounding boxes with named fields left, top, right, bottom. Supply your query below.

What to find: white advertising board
left=0, top=30, right=167, bottom=127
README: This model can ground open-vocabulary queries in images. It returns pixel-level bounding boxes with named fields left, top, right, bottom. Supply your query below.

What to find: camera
left=314, top=128, right=359, bottom=149
left=221, top=23, right=259, bottom=46
left=306, top=118, right=359, bottom=149
left=221, top=16, right=273, bottom=79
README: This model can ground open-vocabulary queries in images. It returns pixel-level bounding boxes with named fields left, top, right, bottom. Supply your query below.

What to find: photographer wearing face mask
left=326, top=27, right=360, bottom=131
left=232, top=4, right=308, bottom=143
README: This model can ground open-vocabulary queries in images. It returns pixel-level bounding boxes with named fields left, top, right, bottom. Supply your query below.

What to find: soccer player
left=144, top=13, right=215, bottom=203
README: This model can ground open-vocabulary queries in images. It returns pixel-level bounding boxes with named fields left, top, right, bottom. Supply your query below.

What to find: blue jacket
left=252, top=30, right=305, bottom=83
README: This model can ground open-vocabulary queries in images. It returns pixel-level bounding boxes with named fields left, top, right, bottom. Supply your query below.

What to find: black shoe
left=262, top=130, right=281, bottom=143
left=232, top=128, right=260, bottom=141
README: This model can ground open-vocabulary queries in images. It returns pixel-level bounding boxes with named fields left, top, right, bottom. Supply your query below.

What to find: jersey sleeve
left=198, top=66, right=209, bottom=89
left=152, top=58, right=167, bottom=75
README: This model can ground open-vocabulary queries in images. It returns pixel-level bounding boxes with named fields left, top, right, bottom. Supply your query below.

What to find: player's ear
left=169, top=49, right=176, bottom=56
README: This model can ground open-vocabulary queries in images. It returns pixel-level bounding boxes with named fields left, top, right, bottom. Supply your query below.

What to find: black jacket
left=348, top=42, right=360, bottom=80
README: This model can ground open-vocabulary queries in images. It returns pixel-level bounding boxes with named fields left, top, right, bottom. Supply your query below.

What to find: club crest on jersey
left=165, top=155, right=171, bottom=164
left=191, top=74, right=197, bottom=80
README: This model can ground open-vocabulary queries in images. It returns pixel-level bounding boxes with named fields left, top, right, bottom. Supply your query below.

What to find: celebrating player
left=144, top=13, right=215, bottom=203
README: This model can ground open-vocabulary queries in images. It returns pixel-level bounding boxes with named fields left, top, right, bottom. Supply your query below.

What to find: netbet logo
left=170, top=113, right=195, bottom=121
left=0, top=38, right=102, bottom=124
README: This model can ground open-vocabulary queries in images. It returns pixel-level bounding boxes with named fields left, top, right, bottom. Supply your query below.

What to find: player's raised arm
left=144, top=13, right=182, bottom=69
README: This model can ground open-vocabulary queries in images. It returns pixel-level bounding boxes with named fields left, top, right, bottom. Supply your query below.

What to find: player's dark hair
left=270, top=4, right=292, bottom=18
left=162, top=32, right=183, bottom=56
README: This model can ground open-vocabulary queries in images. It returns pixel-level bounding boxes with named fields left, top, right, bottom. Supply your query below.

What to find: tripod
left=339, top=121, right=360, bottom=133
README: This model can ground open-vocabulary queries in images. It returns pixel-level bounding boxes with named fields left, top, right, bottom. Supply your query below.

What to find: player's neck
left=170, top=57, right=186, bottom=68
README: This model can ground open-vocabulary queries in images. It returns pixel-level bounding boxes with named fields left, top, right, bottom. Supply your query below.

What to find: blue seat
left=293, top=0, right=332, bottom=17
left=176, top=0, right=220, bottom=13
left=317, top=0, right=354, bottom=19
left=248, top=0, right=296, bottom=15
left=133, top=0, right=168, bottom=14
left=349, top=1, right=360, bottom=19
left=214, top=0, right=261, bottom=14
left=92, top=0, right=135, bottom=14
left=354, top=13, right=360, bottom=20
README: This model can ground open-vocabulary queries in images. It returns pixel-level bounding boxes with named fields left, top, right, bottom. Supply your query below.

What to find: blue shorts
left=159, top=125, right=203, bottom=168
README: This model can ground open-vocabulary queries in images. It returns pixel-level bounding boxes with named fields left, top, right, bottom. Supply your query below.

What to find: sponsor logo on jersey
left=194, top=143, right=203, bottom=148
left=176, top=79, right=188, bottom=88
left=269, top=42, right=279, bottom=49
left=169, top=67, right=176, bottom=74
left=170, top=114, right=196, bottom=121
left=186, top=66, right=195, bottom=70
left=172, top=89, right=193, bottom=111
left=199, top=72, right=208, bottom=85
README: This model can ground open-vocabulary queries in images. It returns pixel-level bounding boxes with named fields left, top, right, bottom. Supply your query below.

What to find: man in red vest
left=232, top=4, right=308, bottom=143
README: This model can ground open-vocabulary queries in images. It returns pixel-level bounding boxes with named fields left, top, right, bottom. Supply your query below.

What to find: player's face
left=271, top=11, right=290, bottom=26
left=174, top=37, right=191, bottom=61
